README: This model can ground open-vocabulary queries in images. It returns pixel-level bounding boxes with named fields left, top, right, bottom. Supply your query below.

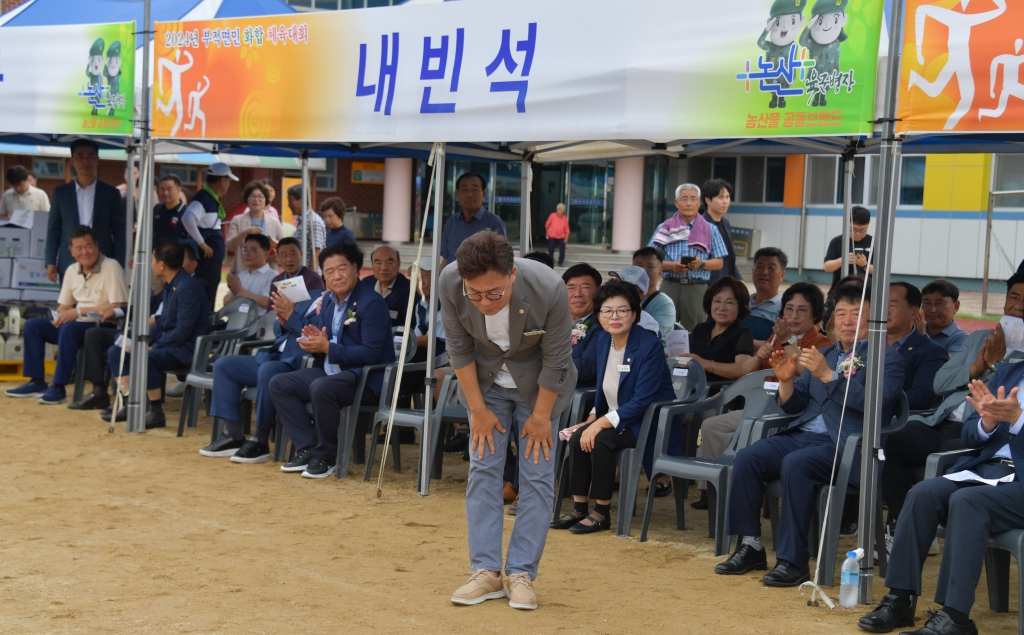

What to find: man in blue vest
left=182, top=163, right=236, bottom=310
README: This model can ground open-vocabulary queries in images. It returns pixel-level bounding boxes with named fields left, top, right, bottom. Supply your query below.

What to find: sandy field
left=0, top=381, right=1019, bottom=635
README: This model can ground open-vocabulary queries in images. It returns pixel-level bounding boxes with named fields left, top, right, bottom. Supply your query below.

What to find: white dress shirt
left=75, top=179, right=97, bottom=227
left=237, top=264, right=278, bottom=316
left=484, top=303, right=516, bottom=389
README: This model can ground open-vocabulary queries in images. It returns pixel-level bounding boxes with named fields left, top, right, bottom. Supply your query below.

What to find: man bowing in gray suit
left=439, top=230, right=576, bottom=611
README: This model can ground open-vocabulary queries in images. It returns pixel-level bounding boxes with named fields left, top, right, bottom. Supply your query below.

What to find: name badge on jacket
left=618, top=364, right=631, bottom=373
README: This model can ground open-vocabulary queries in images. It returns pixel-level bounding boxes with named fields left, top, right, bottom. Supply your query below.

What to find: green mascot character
left=104, top=40, right=123, bottom=116
left=757, top=0, right=807, bottom=109
left=800, top=0, right=849, bottom=107
left=86, top=38, right=105, bottom=116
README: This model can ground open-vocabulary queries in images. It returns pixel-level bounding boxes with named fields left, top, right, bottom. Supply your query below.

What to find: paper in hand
left=999, top=315, right=1024, bottom=352
left=1, top=209, right=34, bottom=229
left=87, top=311, right=104, bottom=320
left=115, top=334, right=133, bottom=353
left=665, top=329, right=690, bottom=358
left=276, top=276, right=312, bottom=303
left=50, top=309, right=59, bottom=321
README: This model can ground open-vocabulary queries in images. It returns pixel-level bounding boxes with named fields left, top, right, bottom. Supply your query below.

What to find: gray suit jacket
left=921, top=328, right=1024, bottom=426
left=438, top=257, right=578, bottom=416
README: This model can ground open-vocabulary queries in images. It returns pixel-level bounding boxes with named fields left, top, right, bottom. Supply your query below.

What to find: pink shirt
left=545, top=213, right=570, bottom=240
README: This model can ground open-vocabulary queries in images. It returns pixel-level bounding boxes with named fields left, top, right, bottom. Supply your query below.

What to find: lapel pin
left=627, top=358, right=631, bottom=362
left=519, top=309, right=524, bottom=314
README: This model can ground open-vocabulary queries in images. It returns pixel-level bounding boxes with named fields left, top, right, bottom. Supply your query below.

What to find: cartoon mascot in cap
left=800, top=0, right=849, bottom=107
left=104, top=40, right=123, bottom=116
left=757, top=0, right=807, bottom=109
left=86, top=38, right=105, bottom=115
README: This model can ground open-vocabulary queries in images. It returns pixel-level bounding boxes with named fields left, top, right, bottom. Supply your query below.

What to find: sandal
left=570, top=512, right=610, bottom=534
left=550, top=510, right=586, bottom=530
left=653, top=480, right=673, bottom=498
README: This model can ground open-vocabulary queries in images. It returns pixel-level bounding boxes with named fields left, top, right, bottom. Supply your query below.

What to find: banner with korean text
left=897, top=0, right=1024, bottom=134
left=0, top=22, right=136, bottom=136
left=153, top=0, right=883, bottom=143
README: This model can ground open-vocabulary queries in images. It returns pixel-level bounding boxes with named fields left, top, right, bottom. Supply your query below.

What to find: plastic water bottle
left=840, top=548, right=864, bottom=607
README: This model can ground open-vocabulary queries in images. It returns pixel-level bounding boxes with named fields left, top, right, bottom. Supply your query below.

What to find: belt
left=997, top=458, right=1015, bottom=468
left=664, top=277, right=706, bottom=286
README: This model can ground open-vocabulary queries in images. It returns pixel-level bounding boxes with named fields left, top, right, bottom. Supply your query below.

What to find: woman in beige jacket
left=225, top=181, right=285, bottom=273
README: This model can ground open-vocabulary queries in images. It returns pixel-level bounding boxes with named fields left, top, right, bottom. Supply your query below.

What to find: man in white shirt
left=0, top=165, right=50, bottom=219
left=224, top=233, right=276, bottom=315
left=182, top=162, right=237, bottom=310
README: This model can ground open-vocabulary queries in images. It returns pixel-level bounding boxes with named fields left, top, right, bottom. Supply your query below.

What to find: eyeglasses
left=464, top=277, right=510, bottom=302
left=241, top=248, right=264, bottom=255
left=599, top=308, right=633, bottom=318
left=783, top=306, right=810, bottom=317
left=712, top=299, right=738, bottom=308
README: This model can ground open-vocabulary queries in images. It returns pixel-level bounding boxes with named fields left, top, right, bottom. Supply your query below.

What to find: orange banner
left=898, top=0, right=1024, bottom=134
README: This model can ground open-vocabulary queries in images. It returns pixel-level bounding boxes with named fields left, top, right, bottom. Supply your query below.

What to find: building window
left=160, top=164, right=198, bottom=185
left=32, top=158, right=64, bottom=179
left=900, top=156, right=926, bottom=206
left=995, top=154, right=1024, bottom=208
left=690, top=156, right=784, bottom=204
left=835, top=156, right=867, bottom=205
left=316, top=158, right=337, bottom=191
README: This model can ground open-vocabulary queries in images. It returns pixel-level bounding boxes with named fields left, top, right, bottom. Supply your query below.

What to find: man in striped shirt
left=288, top=184, right=326, bottom=270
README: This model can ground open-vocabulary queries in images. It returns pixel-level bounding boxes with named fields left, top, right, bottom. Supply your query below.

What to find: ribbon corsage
left=344, top=308, right=357, bottom=326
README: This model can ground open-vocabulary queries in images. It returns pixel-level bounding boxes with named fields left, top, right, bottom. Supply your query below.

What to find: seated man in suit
left=858, top=369, right=1024, bottom=635
left=5, top=227, right=128, bottom=405
left=44, top=138, right=126, bottom=282
left=564, top=264, right=604, bottom=389
left=715, top=280, right=904, bottom=586
left=922, top=279, right=969, bottom=357
left=224, top=233, right=277, bottom=315
left=880, top=273, right=1024, bottom=548
left=886, top=282, right=947, bottom=412
left=362, top=245, right=410, bottom=328
left=103, top=241, right=209, bottom=428
left=199, top=289, right=323, bottom=463
left=266, top=237, right=325, bottom=312
left=268, top=242, right=395, bottom=479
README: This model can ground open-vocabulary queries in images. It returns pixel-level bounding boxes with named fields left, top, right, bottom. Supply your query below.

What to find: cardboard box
left=0, top=289, right=20, bottom=301
left=4, top=335, right=23, bottom=361
left=29, top=211, right=48, bottom=246
left=20, top=289, right=60, bottom=302
left=11, top=258, right=60, bottom=290
left=28, top=237, right=46, bottom=259
left=0, top=258, right=11, bottom=288
left=0, top=227, right=31, bottom=258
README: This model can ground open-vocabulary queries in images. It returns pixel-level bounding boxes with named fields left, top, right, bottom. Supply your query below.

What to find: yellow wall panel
left=923, top=159, right=953, bottom=210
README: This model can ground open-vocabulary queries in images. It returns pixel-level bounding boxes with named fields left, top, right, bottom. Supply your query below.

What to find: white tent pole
left=842, top=153, right=854, bottom=278
left=856, top=0, right=905, bottom=604
left=301, top=150, right=311, bottom=268
left=519, top=158, right=532, bottom=257
left=125, top=149, right=137, bottom=262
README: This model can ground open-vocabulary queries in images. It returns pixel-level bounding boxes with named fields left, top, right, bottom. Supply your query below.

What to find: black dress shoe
left=900, top=610, right=977, bottom=635
left=761, top=560, right=811, bottom=587
left=100, top=404, right=114, bottom=419
left=714, top=542, right=768, bottom=575
left=859, top=595, right=916, bottom=633
left=691, top=491, right=709, bottom=510
left=569, top=513, right=610, bottom=534
left=550, top=511, right=585, bottom=530
left=102, top=406, right=128, bottom=423
left=145, top=411, right=167, bottom=430
left=68, top=392, right=111, bottom=411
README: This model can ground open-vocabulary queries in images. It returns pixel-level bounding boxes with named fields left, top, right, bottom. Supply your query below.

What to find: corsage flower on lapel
left=314, top=294, right=324, bottom=315
left=571, top=317, right=592, bottom=346
left=837, top=354, right=864, bottom=379
left=344, top=308, right=357, bottom=326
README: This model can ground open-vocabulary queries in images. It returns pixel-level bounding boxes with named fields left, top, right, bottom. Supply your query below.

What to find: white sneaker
left=165, top=382, right=187, bottom=397
left=507, top=572, right=537, bottom=610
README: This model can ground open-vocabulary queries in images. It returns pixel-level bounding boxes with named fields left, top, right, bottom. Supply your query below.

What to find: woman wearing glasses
left=225, top=180, right=285, bottom=274
left=551, top=280, right=676, bottom=534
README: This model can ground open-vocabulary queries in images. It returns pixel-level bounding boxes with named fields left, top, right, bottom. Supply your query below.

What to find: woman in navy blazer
left=551, top=281, right=676, bottom=534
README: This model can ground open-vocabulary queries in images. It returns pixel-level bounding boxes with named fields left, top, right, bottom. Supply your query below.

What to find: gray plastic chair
left=639, top=369, right=784, bottom=555
left=925, top=448, right=1024, bottom=633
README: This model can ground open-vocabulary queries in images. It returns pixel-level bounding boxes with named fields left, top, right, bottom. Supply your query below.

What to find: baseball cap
left=418, top=256, right=434, bottom=272
left=207, top=162, right=239, bottom=181
left=610, top=266, right=649, bottom=295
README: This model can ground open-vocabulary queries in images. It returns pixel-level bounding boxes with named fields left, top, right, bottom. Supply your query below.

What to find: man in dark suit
left=438, top=230, right=577, bottom=611
left=268, top=242, right=395, bottom=479
left=103, top=241, right=209, bottom=428
left=858, top=364, right=1024, bottom=635
left=886, top=282, right=947, bottom=411
left=715, top=280, right=904, bottom=586
left=45, top=139, right=126, bottom=281
left=563, top=263, right=604, bottom=388
left=362, top=245, right=410, bottom=327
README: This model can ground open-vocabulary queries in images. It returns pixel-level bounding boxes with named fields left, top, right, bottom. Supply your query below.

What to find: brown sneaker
left=451, top=570, right=506, bottom=606
left=507, top=572, right=537, bottom=610
left=503, top=481, right=518, bottom=503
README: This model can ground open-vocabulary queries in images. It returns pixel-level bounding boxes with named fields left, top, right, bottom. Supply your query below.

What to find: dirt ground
left=0, top=382, right=1019, bottom=635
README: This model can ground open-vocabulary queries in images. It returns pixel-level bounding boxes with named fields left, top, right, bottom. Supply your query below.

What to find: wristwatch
left=786, top=335, right=800, bottom=346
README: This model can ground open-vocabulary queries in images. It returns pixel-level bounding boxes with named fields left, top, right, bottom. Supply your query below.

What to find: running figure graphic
left=184, top=76, right=210, bottom=137
left=157, top=49, right=195, bottom=136
left=907, top=0, right=1006, bottom=130
left=979, top=39, right=1024, bottom=122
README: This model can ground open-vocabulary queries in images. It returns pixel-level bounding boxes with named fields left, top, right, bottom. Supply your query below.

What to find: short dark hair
left=67, top=225, right=98, bottom=246
left=182, top=244, right=198, bottom=262
left=592, top=281, right=642, bottom=325
left=243, top=233, right=271, bottom=252
left=1007, top=272, right=1024, bottom=295
left=153, top=240, right=185, bottom=270
left=632, top=246, right=665, bottom=263
left=922, top=279, right=960, bottom=302
left=562, top=263, right=602, bottom=287
left=319, top=241, right=363, bottom=271
left=319, top=196, right=347, bottom=220
left=781, top=282, right=825, bottom=323
left=70, top=138, right=99, bottom=155
left=890, top=281, right=923, bottom=308
left=833, top=279, right=867, bottom=307
left=851, top=206, right=871, bottom=226
left=260, top=177, right=276, bottom=192
left=455, top=172, right=487, bottom=191
left=158, top=174, right=181, bottom=188
left=524, top=251, right=554, bottom=268
left=243, top=181, right=270, bottom=205
left=753, top=246, right=788, bottom=270
left=287, top=184, right=303, bottom=201
left=277, top=237, right=302, bottom=253
left=703, top=276, right=751, bottom=321
left=455, top=230, right=514, bottom=279
left=5, top=165, right=29, bottom=186
left=701, top=178, right=733, bottom=204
